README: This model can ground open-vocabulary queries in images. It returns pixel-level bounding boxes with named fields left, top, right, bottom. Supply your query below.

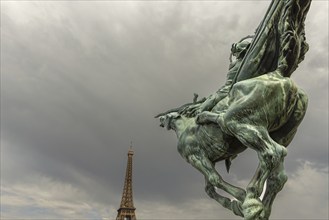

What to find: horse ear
left=155, top=113, right=164, bottom=118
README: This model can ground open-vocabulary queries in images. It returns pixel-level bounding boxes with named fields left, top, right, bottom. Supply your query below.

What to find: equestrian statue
left=155, top=0, right=312, bottom=219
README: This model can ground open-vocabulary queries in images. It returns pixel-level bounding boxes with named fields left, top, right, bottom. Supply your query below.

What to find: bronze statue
left=156, top=0, right=312, bottom=219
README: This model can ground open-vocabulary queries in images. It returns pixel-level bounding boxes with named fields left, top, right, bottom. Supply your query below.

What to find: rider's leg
left=196, top=111, right=223, bottom=125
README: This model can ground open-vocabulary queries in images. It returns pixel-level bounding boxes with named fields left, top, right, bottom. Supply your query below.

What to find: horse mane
left=154, top=94, right=206, bottom=118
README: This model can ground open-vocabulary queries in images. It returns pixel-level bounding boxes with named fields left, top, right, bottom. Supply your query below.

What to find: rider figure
left=182, top=38, right=251, bottom=117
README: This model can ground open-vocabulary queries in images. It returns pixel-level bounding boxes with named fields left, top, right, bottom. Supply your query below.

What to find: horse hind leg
left=262, top=161, right=287, bottom=219
left=262, top=90, right=307, bottom=218
left=222, top=120, right=287, bottom=220
left=270, top=88, right=308, bottom=147
left=200, top=110, right=288, bottom=185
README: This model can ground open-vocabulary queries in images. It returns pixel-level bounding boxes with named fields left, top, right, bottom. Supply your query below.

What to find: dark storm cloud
left=1, top=1, right=328, bottom=219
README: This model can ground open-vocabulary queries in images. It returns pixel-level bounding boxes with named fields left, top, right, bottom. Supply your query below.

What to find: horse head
left=157, top=112, right=181, bottom=130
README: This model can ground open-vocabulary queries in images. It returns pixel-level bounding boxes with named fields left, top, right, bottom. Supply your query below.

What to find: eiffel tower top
left=128, top=144, right=134, bottom=156
left=116, top=146, right=136, bottom=220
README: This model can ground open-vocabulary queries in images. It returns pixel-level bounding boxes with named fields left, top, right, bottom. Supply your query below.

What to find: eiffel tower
left=116, top=147, right=136, bottom=220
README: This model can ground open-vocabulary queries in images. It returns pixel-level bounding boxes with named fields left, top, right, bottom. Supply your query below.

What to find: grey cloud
left=1, top=1, right=328, bottom=219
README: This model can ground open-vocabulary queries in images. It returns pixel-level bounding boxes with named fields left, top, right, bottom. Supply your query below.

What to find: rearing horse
left=156, top=71, right=308, bottom=219
left=156, top=0, right=311, bottom=219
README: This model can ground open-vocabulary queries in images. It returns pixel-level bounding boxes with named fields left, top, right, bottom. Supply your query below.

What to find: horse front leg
left=186, top=152, right=246, bottom=202
left=205, top=179, right=244, bottom=217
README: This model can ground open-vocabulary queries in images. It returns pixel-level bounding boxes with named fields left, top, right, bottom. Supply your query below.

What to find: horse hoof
left=242, top=198, right=265, bottom=220
left=231, top=200, right=244, bottom=217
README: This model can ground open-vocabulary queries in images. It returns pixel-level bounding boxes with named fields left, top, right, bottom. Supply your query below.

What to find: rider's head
left=231, top=40, right=251, bottom=60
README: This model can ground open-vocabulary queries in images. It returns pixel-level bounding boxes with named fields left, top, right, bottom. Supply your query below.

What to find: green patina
left=156, top=0, right=312, bottom=219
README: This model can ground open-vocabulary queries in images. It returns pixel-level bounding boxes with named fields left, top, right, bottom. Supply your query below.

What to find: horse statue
left=155, top=0, right=312, bottom=219
left=156, top=71, right=308, bottom=219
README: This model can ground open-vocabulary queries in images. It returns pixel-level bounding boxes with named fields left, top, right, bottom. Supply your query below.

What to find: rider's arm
left=199, top=88, right=227, bottom=112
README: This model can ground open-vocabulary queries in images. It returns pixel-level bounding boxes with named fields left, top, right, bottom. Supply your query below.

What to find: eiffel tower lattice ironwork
left=116, top=147, right=136, bottom=220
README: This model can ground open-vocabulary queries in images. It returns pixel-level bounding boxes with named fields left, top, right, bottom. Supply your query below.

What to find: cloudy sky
left=1, top=1, right=328, bottom=219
